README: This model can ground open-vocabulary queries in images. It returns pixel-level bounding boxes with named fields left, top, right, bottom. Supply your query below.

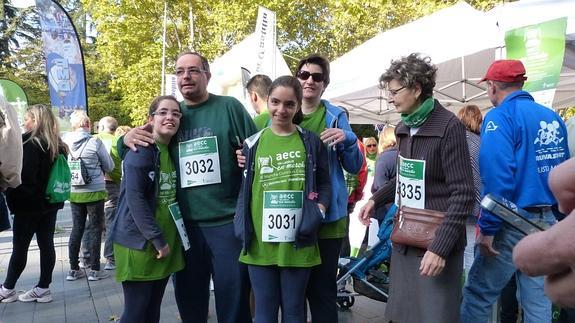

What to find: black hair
left=148, top=95, right=180, bottom=116
left=176, top=51, right=210, bottom=72
left=246, top=74, right=273, bottom=99
left=296, top=54, right=331, bottom=87
left=268, top=75, right=303, bottom=125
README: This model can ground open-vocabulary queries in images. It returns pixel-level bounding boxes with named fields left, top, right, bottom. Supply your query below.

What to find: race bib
left=168, top=202, right=191, bottom=251
left=68, top=159, right=88, bottom=186
left=395, top=156, right=426, bottom=209
left=262, top=191, right=303, bottom=242
left=178, top=136, right=221, bottom=188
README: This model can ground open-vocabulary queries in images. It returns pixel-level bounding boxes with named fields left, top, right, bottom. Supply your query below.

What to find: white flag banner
left=254, top=6, right=277, bottom=76
left=164, top=74, right=184, bottom=102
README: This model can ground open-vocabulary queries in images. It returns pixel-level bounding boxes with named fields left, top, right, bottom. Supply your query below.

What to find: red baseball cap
left=479, top=60, right=528, bottom=83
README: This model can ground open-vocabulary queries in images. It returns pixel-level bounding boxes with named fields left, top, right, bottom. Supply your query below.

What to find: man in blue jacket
left=460, top=60, right=570, bottom=323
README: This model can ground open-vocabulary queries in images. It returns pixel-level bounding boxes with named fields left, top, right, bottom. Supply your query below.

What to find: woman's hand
left=420, top=250, right=445, bottom=277
left=124, top=124, right=154, bottom=151
left=156, top=244, right=171, bottom=259
left=236, top=149, right=246, bottom=168
left=358, top=200, right=375, bottom=226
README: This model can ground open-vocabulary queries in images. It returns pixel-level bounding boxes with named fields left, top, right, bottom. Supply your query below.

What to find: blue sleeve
left=123, top=148, right=166, bottom=250
left=335, top=113, right=363, bottom=174
left=478, top=110, right=516, bottom=235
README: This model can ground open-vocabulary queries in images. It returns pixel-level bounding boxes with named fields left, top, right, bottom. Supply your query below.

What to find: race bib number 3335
left=179, top=136, right=222, bottom=188
left=262, top=191, right=303, bottom=243
left=395, top=156, right=426, bottom=209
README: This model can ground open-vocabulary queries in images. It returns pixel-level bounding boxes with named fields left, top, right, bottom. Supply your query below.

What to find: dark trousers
left=3, top=209, right=58, bottom=289
left=173, top=222, right=251, bottom=323
left=81, top=182, right=119, bottom=263
left=500, top=273, right=520, bottom=323
left=0, top=193, right=11, bottom=232
left=69, top=201, right=104, bottom=271
left=306, top=238, right=342, bottom=323
left=120, top=277, right=170, bottom=323
left=248, top=265, right=311, bottom=323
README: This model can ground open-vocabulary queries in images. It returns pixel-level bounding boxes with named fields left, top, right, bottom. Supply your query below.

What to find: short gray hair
left=379, top=53, right=437, bottom=99
left=98, top=116, right=118, bottom=133
left=70, top=110, right=91, bottom=130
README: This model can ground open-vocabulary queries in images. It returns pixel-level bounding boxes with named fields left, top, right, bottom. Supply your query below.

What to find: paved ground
left=0, top=203, right=386, bottom=322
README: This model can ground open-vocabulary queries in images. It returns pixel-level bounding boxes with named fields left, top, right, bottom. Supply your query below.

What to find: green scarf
left=401, top=97, right=435, bottom=128
left=366, top=152, right=377, bottom=161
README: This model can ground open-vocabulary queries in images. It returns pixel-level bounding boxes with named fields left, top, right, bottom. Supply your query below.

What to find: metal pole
left=161, top=2, right=167, bottom=95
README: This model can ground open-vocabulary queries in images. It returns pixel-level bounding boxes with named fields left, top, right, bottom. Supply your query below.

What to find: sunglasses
left=366, top=144, right=377, bottom=148
left=297, top=70, right=324, bottom=83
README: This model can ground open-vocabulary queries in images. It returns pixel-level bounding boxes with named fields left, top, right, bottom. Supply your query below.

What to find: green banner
left=0, top=79, right=29, bottom=125
left=505, top=17, right=567, bottom=106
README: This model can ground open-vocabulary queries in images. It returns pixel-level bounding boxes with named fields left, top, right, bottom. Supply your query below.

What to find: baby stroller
left=336, top=204, right=397, bottom=310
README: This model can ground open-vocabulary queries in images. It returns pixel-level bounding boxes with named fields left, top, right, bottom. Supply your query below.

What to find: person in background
left=341, top=138, right=367, bottom=257
left=63, top=110, right=114, bottom=282
left=0, top=95, right=22, bottom=232
left=456, top=104, right=482, bottom=275
left=94, top=116, right=122, bottom=270
left=372, top=125, right=398, bottom=224
left=247, top=74, right=273, bottom=130
left=235, top=76, right=331, bottom=323
left=363, top=137, right=378, bottom=179
left=461, top=59, right=570, bottom=323
left=111, top=96, right=184, bottom=323
left=358, top=53, right=474, bottom=322
left=0, top=105, right=68, bottom=303
left=115, top=125, right=132, bottom=137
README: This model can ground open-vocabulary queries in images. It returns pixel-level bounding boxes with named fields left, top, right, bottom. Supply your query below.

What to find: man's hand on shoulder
left=124, top=124, right=154, bottom=151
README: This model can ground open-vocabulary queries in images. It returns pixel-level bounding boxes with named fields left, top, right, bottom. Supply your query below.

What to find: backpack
left=68, top=138, right=92, bottom=186
left=45, top=153, right=72, bottom=203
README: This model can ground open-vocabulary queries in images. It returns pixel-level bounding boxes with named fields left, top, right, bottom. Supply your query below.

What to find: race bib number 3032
left=262, top=191, right=303, bottom=243
left=395, top=156, right=426, bottom=209
left=178, top=136, right=222, bottom=188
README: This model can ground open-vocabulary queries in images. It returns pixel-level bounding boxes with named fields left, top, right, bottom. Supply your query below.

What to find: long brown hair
left=24, top=105, right=67, bottom=160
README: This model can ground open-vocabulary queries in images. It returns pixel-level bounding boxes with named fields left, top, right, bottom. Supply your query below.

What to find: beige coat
left=0, top=97, right=23, bottom=190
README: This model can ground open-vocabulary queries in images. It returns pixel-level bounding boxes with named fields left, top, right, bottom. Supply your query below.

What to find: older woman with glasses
left=359, top=53, right=474, bottom=322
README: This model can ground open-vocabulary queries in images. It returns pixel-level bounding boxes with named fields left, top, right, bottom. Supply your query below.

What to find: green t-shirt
left=170, top=94, right=257, bottom=225
left=366, top=153, right=377, bottom=178
left=95, top=132, right=122, bottom=183
left=300, top=104, right=347, bottom=239
left=239, top=129, right=321, bottom=267
left=253, top=109, right=270, bottom=131
left=115, top=143, right=185, bottom=281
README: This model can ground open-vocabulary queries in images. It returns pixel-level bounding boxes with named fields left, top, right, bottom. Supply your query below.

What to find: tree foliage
left=3, top=0, right=502, bottom=126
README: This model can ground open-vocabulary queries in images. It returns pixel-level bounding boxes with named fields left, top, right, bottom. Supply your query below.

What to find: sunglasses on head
left=297, top=70, right=324, bottom=83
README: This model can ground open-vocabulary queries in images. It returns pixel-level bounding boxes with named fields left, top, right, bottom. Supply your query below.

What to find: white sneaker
left=104, top=260, right=116, bottom=270
left=18, top=287, right=52, bottom=303
left=66, top=269, right=86, bottom=281
left=88, top=270, right=109, bottom=281
left=0, top=285, right=17, bottom=303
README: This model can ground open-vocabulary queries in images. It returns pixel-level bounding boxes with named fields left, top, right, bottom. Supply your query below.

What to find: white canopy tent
left=207, top=33, right=292, bottom=115
left=325, top=0, right=575, bottom=124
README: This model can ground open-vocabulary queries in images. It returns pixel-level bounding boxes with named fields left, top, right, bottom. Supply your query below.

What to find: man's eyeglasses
left=387, top=86, right=406, bottom=97
left=152, top=110, right=182, bottom=119
left=366, top=144, right=377, bottom=148
left=297, top=71, right=324, bottom=83
left=175, top=67, right=207, bottom=77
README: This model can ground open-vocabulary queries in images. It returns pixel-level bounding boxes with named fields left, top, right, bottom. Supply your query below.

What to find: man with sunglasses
left=123, top=52, right=255, bottom=323
left=295, top=54, right=363, bottom=322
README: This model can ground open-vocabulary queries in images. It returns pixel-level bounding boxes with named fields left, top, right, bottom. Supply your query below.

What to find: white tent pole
left=461, top=56, right=466, bottom=102
left=161, top=2, right=167, bottom=95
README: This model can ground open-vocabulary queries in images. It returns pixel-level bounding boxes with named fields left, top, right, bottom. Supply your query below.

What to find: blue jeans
left=173, top=221, right=251, bottom=323
left=248, top=265, right=311, bottom=323
left=460, top=210, right=556, bottom=323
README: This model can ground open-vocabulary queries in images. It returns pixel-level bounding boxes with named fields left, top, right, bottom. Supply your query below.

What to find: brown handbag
left=390, top=205, right=446, bottom=250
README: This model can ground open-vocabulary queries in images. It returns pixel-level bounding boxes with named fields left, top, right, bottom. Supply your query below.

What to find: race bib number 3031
left=262, top=191, right=303, bottom=243
left=179, top=136, right=222, bottom=188
left=395, top=156, right=426, bottom=209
